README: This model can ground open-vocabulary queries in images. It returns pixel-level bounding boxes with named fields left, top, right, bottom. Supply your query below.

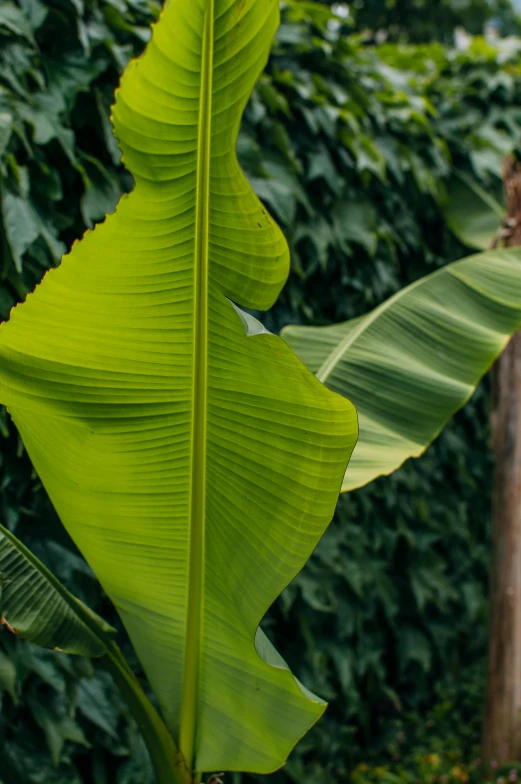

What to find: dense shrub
left=315, top=0, right=521, bottom=41
left=1, top=2, right=521, bottom=781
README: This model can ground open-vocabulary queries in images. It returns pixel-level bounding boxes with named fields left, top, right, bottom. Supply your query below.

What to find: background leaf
left=283, top=250, right=521, bottom=492
left=444, top=169, right=505, bottom=250
left=0, top=524, right=114, bottom=656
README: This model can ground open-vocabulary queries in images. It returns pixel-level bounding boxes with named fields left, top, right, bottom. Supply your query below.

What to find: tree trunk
left=483, top=156, right=521, bottom=765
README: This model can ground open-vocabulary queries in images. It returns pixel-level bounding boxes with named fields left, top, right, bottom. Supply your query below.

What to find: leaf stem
left=180, top=0, right=214, bottom=773
left=104, top=642, right=192, bottom=784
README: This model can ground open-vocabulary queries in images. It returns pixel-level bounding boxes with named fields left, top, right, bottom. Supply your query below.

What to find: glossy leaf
left=0, top=0, right=357, bottom=775
left=282, top=249, right=521, bottom=492
left=0, top=524, right=114, bottom=656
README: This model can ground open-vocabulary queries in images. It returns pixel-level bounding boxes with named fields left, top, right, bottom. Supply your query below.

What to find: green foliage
left=1, top=1, right=521, bottom=781
left=283, top=249, right=521, bottom=491
left=0, top=522, right=115, bottom=655
left=246, top=20, right=521, bottom=334
left=0, top=0, right=357, bottom=776
left=350, top=664, right=486, bottom=784
left=315, top=0, right=521, bottom=42
left=0, top=569, right=158, bottom=784
left=240, top=14, right=521, bottom=784
left=0, top=0, right=158, bottom=300
left=0, top=529, right=189, bottom=784
left=0, top=0, right=166, bottom=781
left=348, top=664, right=521, bottom=784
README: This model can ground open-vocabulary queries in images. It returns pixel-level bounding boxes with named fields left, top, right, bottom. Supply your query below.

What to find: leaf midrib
left=315, top=261, right=467, bottom=384
left=179, top=1, right=214, bottom=774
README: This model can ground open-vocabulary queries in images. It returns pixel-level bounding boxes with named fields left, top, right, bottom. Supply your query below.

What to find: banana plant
left=2, top=1, right=521, bottom=782
left=282, top=248, right=521, bottom=492
left=0, top=0, right=359, bottom=782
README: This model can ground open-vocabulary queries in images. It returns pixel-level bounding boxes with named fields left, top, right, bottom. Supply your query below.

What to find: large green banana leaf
left=282, top=249, right=521, bottom=492
left=0, top=0, right=357, bottom=776
left=0, top=523, right=114, bottom=656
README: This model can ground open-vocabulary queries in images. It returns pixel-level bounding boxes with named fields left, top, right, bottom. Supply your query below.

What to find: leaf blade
left=444, top=168, right=505, bottom=250
left=0, top=523, right=114, bottom=656
left=283, top=249, right=521, bottom=492
left=0, top=0, right=357, bottom=773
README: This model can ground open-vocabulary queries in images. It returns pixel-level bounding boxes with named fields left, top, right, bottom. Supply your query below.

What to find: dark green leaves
left=0, top=0, right=157, bottom=313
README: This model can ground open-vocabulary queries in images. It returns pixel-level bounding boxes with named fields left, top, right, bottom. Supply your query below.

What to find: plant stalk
left=483, top=156, right=521, bottom=765
left=104, top=642, right=192, bottom=784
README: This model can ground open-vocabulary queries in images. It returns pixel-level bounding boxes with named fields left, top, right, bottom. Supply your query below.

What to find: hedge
left=1, top=2, right=520, bottom=782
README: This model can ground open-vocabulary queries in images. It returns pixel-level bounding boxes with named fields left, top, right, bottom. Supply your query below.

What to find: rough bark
left=483, top=156, right=521, bottom=765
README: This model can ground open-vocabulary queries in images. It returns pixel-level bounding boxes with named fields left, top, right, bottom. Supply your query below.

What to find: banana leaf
left=282, top=249, right=521, bottom=492
left=0, top=523, right=114, bottom=655
left=444, top=168, right=504, bottom=250
left=0, top=0, right=357, bottom=775
left=0, top=524, right=191, bottom=784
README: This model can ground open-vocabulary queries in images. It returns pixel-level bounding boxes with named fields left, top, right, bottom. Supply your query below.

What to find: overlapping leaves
left=0, top=0, right=356, bottom=775
left=2, top=1, right=521, bottom=781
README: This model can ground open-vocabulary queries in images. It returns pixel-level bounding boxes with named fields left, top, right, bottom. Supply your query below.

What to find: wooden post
left=483, top=156, right=521, bottom=765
